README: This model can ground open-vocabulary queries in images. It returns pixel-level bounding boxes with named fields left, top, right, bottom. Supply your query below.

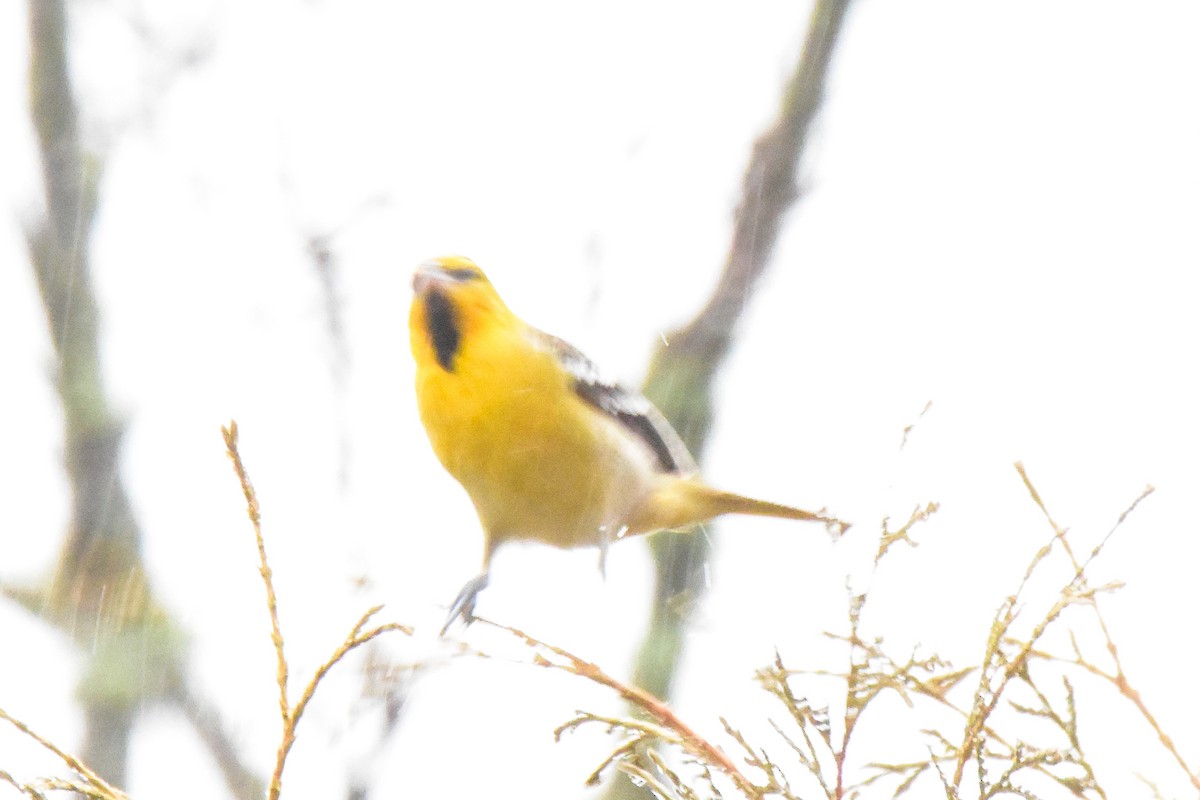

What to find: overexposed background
left=2, top=1, right=1198, bottom=798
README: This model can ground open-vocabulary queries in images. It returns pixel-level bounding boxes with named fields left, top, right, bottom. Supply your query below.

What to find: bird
left=409, top=256, right=845, bottom=632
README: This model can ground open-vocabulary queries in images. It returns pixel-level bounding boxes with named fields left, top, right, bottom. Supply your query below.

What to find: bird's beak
left=412, top=260, right=448, bottom=294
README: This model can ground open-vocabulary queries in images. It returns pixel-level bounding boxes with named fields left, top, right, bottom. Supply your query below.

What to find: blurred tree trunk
left=27, top=0, right=145, bottom=785
left=19, top=2, right=262, bottom=797
left=607, top=0, right=854, bottom=796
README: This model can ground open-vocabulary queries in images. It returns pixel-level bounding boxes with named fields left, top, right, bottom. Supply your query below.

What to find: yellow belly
left=415, top=327, right=651, bottom=549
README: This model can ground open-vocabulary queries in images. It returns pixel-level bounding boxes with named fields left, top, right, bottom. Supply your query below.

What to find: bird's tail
left=624, top=477, right=849, bottom=537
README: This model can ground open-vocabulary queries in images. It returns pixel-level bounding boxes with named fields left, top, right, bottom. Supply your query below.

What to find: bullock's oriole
left=410, top=256, right=843, bottom=631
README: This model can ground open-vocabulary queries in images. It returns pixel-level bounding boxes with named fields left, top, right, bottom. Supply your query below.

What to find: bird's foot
left=441, top=571, right=490, bottom=635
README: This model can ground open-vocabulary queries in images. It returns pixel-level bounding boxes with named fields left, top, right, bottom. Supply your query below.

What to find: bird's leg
left=596, top=523, right=628, bottom=579
left=441, top=571, right=490, bottom=635
left=597, top=526, right=610, bottom=579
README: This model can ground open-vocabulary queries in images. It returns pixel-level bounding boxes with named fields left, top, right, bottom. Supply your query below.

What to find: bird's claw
left=441, top=571, right=490, bottom=635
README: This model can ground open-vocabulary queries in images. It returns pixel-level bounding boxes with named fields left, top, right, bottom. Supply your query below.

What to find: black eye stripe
left=442, top=267, right=481, bottom=282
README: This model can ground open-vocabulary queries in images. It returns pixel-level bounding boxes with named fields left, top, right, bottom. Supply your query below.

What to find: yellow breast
left=412, top=307, right=650, bottom=548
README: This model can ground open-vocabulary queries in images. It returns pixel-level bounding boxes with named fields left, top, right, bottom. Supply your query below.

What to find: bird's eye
left=443, top=267, right=482, bottom=282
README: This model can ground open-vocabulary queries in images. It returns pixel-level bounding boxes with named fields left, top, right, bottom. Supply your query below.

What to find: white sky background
left=1, top=0, right=1198, bottom=798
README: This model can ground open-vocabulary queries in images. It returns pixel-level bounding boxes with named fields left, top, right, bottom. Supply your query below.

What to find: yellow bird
left=410, top=256, right=844, bottom=631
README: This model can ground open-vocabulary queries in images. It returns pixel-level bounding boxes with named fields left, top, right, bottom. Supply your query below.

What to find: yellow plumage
left=409, top=256, right=843, bottom=629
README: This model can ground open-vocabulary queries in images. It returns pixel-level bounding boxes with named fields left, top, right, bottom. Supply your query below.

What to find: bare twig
left=0, top=706, right=128, bottom=800
left=876, top=501, right=939, bottom=563
left=222, top=421, right=290, bottom=729
left=1014, top=465, right=1196, bottom=791
left=289, top=606, right=413, bottom=738
left=476, top=616, right=764, bottom=799
left=222, top=420, right=412, bottom=800
left=171, top=685, right=266, bottom=800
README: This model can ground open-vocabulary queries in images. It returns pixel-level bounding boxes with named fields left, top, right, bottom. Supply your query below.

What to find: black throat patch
left=423, top=288, right=461, bottom=372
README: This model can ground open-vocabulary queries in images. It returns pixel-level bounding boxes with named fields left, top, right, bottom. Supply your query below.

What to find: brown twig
left=289, top=606, right=413, bottom=739
left=1014, top=465, right=1197, bottom=791
left=222, top=420, right=412, bottom=800
left=0, top=706, right=128, bottom=800
left=222, top=422, right=290, bottom=731
left=475, top=616, right=763, bottom=799
left=950, top=464, right=1163, bottom=792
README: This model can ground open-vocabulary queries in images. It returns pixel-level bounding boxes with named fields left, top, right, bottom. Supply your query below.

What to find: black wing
left=532, top=330, right=696, bottom=475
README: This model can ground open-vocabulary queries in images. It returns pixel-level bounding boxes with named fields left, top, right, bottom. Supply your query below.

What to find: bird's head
left=412, top=255, right=488, bottom=293
left=410, top=256, right=511, bottom=372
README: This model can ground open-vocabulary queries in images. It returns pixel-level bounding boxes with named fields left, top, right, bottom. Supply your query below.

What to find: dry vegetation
left=3, top=428, right=1194, bottom=799
left=465, top=464, right=1187, bottom=800
left=8, top=2, right=1195, bottom=798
